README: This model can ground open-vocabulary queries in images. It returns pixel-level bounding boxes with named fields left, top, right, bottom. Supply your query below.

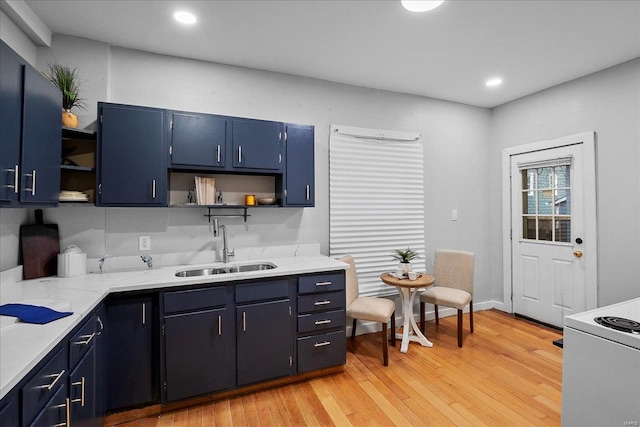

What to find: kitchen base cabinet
left=0, top=390, right=19, bottom=427
left=29, top=383, right=68, bottom=427
left=236, top=299, right=293, bottom=386
left=162, top=285, right=232, bottom=402
left=69, top=347, right=96, bottom=427
left=296, top=272, right=346, bottom=374
left=105, top=295, right=158, bottom=411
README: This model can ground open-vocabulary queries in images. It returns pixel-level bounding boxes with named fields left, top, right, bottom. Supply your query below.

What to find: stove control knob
left=573, top=250, right=583, bottom=258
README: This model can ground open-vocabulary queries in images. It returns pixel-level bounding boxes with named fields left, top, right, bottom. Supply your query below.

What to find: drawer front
left=69, top=315, right=96, bottom=368
left=297, top=310, right=345, bottom=334
left=235, top=279, right=290, bottom=303
left=22, top=346, right=68, bottom=426
left=29, top=382, right=68, bottom=427
left=298, top=272, right=345, bottom=295
left=297, top=330, right=346, bottom=374
left=164, top=286, right=226, bottom=313
left=298, top=292, right=345, bottom=314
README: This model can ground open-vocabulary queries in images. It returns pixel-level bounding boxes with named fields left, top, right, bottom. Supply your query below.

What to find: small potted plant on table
left=392, top=247, right=420, bottom=273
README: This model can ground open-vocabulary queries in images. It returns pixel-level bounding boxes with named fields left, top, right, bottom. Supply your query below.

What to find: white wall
left=1, top=35, right=494, bottom=304
left=490, top=58, right=640, bottom=307
left=0, top=9, right=36, bottom=64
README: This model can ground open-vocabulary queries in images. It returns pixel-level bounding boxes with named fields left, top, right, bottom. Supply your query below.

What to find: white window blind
left=329, top=124, right=424, bottom=297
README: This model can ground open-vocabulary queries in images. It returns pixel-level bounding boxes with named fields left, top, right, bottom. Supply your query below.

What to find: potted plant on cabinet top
left=43, top=62, right=86, bottom=128
left=391, top=247, right=420, bottom=273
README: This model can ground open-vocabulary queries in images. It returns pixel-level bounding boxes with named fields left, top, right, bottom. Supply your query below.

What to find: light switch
left=451, top=210, right=458, bottom=221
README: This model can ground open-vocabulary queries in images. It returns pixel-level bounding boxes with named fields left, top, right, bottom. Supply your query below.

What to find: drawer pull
left=315, top=281, right=332, bottom=287
left=314, top=300, right=331, bottom=306
left=314, top=319, right=331, bottom=325
left=73, top=332, right=95, bottom=346
left=314, top=341, right=331, bottom=348
left=38, top=369, right=66, bottom=390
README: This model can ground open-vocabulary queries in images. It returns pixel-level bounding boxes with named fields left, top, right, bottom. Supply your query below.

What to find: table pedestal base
left=395, top=286, right=433, bottom=353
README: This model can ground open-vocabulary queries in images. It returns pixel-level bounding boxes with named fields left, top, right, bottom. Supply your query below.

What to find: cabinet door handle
left=71, top=376, right=86, bottom=407
left=216, top=145, right=221, bottom=163
left=306, top=185, right=310, bottom=201
left=73, top=332, right=95, bottom=346
left=242, top=311, right=246, bottom=331
left=54, top=397, right=70, bottom=426
left=13, top=165, right=19, bottom=193
left=218, top=315, right=222, bottom=336
left=314, top=319, right=331, bottom=325
left=152, top=180, right=156, bottom=199
left=97, top=316, right=104, bottom=333
left=238, top=146, right=242, bottom=164
left=142, top=302, right=146, bottom=325
left=38, top=369, right=65, bottom=390
left=315, top=281, right=332, bottom=287
left=25, top=169, right=36, bottom=196
left=314, top=341, right=331, bottom=348
left=314, top=300, right=331, bottom=306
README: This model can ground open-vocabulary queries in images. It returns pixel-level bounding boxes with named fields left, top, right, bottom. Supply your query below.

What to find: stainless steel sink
left=175, top=262, right=276, bottom=277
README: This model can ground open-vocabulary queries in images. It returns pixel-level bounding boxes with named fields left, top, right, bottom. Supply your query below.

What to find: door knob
left=573, top=250, right=583, bottom=258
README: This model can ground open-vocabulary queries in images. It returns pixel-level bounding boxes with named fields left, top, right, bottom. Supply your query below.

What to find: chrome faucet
left=213, top=219, right=235, bottom=263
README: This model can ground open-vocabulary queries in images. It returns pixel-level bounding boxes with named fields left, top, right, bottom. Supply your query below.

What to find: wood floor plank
left=105, top=310, right=563, bottom=427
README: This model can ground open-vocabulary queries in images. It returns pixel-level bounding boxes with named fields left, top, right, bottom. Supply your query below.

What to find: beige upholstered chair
left=341, top=255, right=396, bottom=366
left=419, top=249, right=475, bottom=347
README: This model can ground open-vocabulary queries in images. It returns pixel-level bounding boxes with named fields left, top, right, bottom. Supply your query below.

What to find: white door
left=508, top=133, right=597, bottom=327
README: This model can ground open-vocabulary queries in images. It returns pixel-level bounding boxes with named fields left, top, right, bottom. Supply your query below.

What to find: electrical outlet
left=139, top=235, right=151, bottom=251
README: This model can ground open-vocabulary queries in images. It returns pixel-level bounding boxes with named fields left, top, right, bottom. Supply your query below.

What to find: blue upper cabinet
left=169, top=111, right=229, bottom=170
left=0, top=41, right=61, bottom=206
left=97, top=103, right=167, bottom=206
left=231, top=118, right=282, bottom=172
left=283, top=124, right=314, bottom=207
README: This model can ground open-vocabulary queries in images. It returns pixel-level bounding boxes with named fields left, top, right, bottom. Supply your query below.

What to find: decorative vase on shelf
left=62, top=109, right=78, bottom=128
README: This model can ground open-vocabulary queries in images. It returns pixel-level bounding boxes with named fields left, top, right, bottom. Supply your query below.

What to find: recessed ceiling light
left=174, top=11, right=197, bottom=25
left=401, top=0, right=445, bottom=13
left=486, top=78, right=503, bottom=88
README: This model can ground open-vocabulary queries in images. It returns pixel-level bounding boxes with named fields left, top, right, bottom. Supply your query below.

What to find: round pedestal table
left=380, top=272, right=435, bottom=353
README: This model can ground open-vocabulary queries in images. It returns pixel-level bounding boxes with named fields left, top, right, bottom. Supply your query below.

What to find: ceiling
left=18, top=0, right=640, bottom=108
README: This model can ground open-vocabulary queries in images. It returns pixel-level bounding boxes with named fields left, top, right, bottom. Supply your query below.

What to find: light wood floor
left=109, top=309, right=563, bottom=426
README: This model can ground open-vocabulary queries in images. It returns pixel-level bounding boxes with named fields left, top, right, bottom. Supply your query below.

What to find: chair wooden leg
left=457, top=309, right=463, bottom=347
left=390, top=312, right=396, bottom=347
left=382, top=323, right=389, bottom=366
left=420, top=302, right=425, bottom=333
left=351, top=319, right=357, bottom=339
left=469, top=300, right=474, bottom=333
left=435, top=304, right=439, bottom=324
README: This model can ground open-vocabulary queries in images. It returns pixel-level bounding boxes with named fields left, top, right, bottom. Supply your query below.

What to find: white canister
left=57, top=245, right=87, bottom=278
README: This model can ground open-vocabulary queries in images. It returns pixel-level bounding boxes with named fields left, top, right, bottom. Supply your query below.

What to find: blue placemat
left=0, top=303, right=73, bottom=324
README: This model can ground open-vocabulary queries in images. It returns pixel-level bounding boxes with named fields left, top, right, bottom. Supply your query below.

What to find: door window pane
left=521, top=163, right=571, bottom=243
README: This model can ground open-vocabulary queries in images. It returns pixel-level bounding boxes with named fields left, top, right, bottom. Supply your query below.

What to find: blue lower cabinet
left=236, top=299, right=293, bottom=386
left=163, top=307, right=230, bottom=401
left=105, top=296, right=158, bottom=411
left=29, top=382, right=68, bottom=427
left=0, top=390, right=19, bottom=427
left=68, top=347, right=97, bottom=427
left=297, top=331, right=347, bottom=374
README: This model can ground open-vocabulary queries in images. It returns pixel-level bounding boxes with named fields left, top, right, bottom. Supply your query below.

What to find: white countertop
left=0, top=246, right=348, bottom=400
